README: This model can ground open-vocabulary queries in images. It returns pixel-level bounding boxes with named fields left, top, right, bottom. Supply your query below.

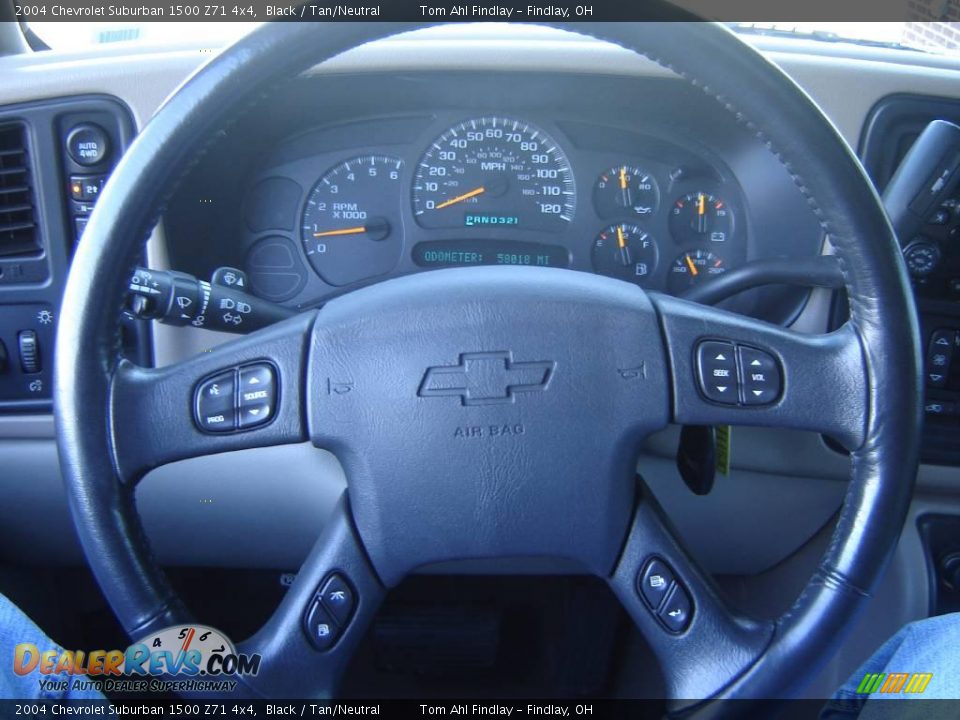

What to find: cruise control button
left=738, top=346, right=782, bottom=405
left=697, top=341, right=738, bottom=404
left=658, top=585, right=692, bottom=633
left=238, top=363, right=276, bottom=429
left=195, top=370, right=236, bottom=433
left=305, top=600, right=340, bottom=651
left=319, top=574, right=356, bottom=625
left=638, top=558, right=675, bottom=611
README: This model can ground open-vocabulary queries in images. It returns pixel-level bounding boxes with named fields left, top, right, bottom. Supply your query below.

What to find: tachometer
left=301, top=155, right=403, bottom=287
left=412, top=117, right=575, bottom=231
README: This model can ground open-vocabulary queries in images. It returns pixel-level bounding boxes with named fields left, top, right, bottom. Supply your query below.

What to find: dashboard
left=250, top=112, right=742, bottom=299
left=164, top=73, right=823, bottom=326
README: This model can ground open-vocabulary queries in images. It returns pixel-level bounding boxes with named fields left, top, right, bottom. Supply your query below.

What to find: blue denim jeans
left=0, top=593, right=105, bottom=700
left=822, top=612, right=960, bottom=718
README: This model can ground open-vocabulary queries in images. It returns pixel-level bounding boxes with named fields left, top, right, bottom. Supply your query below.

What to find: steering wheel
left=55, top=21, right=921, bottom=705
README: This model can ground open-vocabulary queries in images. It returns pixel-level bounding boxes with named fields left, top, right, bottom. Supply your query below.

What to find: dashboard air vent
left=0, top=123, right=40, bottom=258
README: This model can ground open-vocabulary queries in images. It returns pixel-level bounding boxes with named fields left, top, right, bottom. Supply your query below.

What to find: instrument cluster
left=242, top=113, right=750, bottom=306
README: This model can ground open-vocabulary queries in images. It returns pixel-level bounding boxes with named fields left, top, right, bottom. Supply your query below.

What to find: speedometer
left=412, top=117, right=576, bottom=231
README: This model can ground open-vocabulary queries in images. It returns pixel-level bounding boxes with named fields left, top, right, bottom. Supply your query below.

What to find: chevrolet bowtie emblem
left=418, top=352, right=554, bottom=406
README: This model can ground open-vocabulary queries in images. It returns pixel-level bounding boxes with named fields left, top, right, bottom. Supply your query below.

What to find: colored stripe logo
left=857, top=672, right=933, bottom=694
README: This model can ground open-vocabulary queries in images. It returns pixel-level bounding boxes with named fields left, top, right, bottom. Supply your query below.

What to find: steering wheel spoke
left=237, top=498, right=384, bottom=698
left=652, top=293, right=868, bottom=451
left=109, top=312, right=315, bottom=482
left=611, top=487, right=773, bottom=703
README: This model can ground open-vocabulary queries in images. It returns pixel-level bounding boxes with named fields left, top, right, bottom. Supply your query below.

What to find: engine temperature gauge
left=592, top=223, right=659, bottom=285
left=669, top=249, right=728, bottom=294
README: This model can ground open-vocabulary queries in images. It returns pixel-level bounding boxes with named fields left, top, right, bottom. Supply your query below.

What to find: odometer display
left=413, top=117, right=576, bottom=231
left=412, top=240, right=569, bottom=269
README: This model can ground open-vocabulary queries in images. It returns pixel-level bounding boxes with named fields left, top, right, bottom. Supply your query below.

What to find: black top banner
left=8, top=0, right=958, bottom=23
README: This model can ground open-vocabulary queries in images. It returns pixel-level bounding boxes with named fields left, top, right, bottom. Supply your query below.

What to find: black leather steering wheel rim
left=56, top=20, right=922, bottom=705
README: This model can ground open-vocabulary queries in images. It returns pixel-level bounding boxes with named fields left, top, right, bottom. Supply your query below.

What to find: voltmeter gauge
left=670, top=191, right=734, bottom=244
left=591, top=223, right=659, bottom=285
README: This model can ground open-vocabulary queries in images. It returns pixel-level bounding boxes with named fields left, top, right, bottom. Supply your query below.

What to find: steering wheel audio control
left=637, top=557, right=693, bottom=634
left=696, top=340, right=782, bottom=406
left=304, top=573, right=357, bottom=651
left=194, top=362, right=277, bottom=433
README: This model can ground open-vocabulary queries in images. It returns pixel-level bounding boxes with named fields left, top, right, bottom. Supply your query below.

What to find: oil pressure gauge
left=593, top=165, right=660, bottom=218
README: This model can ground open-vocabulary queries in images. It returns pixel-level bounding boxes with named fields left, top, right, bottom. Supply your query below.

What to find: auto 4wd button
left=238, top=363, right=276, bottom=428
left=738, top=346, right=781, bottom=405
left=696, top=341, right=738, bottom=404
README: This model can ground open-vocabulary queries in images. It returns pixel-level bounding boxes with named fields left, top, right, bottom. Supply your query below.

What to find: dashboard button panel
left=304, top=572, right=358, bottom=651
left=697, top=340, right=782, bottom=407
left=636, top=557, right=692, bottom=634
left=193, top=362, right=276, bottom=434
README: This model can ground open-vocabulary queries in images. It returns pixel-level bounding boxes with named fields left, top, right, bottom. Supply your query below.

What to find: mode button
left=195, top=370, right=236, bottom=433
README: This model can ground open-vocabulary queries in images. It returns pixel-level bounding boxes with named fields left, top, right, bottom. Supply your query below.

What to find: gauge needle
left=619, top=166, right=631, bottom=207
left=696, top=193, right=708, bottom=233
left=313, top=226, right=367, bottom=238
left=433, top=186, right=485, bottom=210
left=313, top=217, right=390, bottom=242
left=616, top=225, right=632, bottom=265
left=684, top=253, right=699, bottom=276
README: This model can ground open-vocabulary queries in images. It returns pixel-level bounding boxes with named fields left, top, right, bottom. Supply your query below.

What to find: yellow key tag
left=715, top=425, right=731, bottom=476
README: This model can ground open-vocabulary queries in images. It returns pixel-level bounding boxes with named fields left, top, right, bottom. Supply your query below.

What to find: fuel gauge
left=592, top=223, right=659, bottom=285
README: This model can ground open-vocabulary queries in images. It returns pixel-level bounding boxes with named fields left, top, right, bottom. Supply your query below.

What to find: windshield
left=24, top=21, right=960, bottom=56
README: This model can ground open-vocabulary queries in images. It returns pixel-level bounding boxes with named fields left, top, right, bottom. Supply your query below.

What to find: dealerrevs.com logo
left=13, top=624, right=261, bottom=694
